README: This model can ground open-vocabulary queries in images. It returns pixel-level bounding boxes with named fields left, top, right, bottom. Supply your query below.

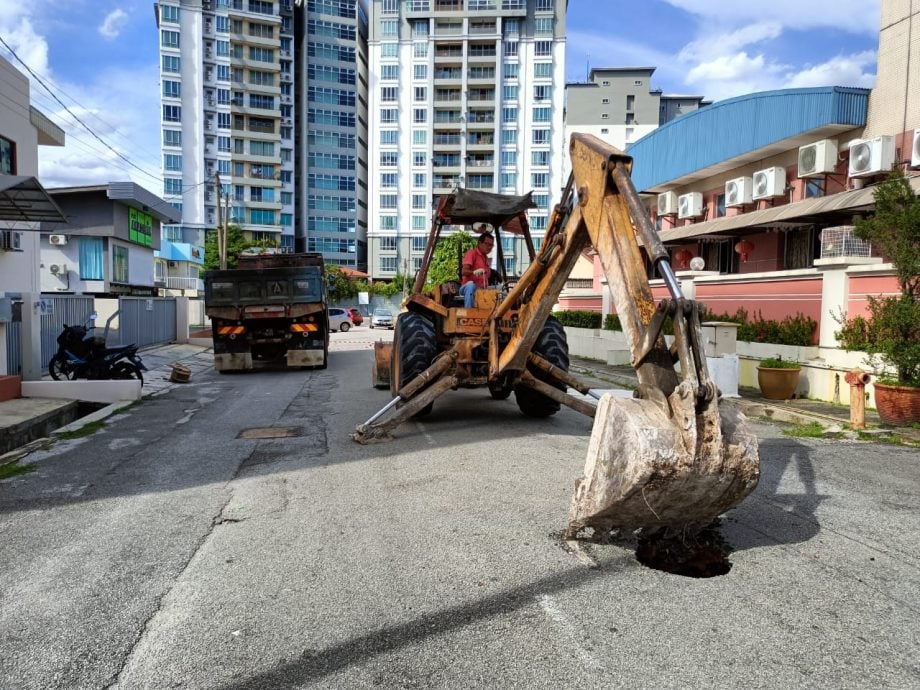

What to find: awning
left=659, top=174, right=920, bottom=243
left=0, top=176, right=67, bottom=224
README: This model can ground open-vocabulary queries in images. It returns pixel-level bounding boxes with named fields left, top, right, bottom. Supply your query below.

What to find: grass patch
left=0, top=462, right=36, bottom=480
left=55, top=420, right=106, bottom=440
left=857, top=431, right=905, bottom=445
left=782, top=422, right=827, bottom=438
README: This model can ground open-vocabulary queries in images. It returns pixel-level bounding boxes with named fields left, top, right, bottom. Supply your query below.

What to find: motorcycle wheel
left=112, top=361, right=144, bottom=386
left=48, top=354, right=77, bottom=381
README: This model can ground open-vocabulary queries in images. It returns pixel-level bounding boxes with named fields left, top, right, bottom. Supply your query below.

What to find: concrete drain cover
left=238, top=426, right=303, bottom=439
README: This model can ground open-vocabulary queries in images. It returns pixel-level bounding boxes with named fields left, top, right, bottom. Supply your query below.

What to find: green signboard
left=129, top=208, right=153, bottom=247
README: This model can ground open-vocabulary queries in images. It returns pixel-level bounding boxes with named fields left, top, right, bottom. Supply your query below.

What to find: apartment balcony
left=433, top=132, right=463, bottom=147
left=500, top=0, right=527, bottom=11
left=467, top=68, right=496, bottom=83
left=466, top=133, right=495, bottom=148
left=433, top=68, right=462, bottom=81
left=229, top=31, right=278, bottom=49
left=434, top=45, right=463, bottom=59
left=164, top=277, right=205, bottom=291
left=434, top=90, right=462, bottom=105
left=465, top=156, right=494, bottom=170
left=468, top=0, right=497, bottom=10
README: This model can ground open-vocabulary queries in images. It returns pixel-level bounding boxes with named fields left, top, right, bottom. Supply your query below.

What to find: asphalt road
left=1, top=326, right=918, bottom=689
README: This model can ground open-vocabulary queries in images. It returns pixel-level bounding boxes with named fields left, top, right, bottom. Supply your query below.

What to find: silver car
left=370, top=308, right=394, bottom=329
left=327, top=307, right=354, bottom=332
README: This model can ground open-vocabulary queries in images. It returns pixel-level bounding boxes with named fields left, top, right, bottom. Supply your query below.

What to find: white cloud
left=678, top=22, right=782, bottom=64
left=662, top=0, right=880, bottom=35
left=98, top=9, right=128, bottom=40
left=785, top=51, right=877, bottom=89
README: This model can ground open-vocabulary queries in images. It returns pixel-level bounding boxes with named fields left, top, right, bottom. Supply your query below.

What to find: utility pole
left=214, top=172, right=228, bottom=270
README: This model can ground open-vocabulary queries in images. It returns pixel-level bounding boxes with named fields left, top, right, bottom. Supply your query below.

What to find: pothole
left=237, top=426, right=303, bottom=439
left=635, top=524, right=733, bottom=578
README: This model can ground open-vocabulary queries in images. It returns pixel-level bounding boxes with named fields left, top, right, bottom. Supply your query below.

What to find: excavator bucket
left=372, top=340, right=392, bottom=389
left=567, top=384, right=760, bottom=536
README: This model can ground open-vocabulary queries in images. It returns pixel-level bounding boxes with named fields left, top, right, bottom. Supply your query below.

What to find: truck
left=355, top=134, right=761, bottom=539
left=203, top=251, right=329, bottom=371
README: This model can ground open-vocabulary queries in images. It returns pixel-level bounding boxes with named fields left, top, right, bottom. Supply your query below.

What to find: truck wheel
left=391, top=312, right=437, bottom=418
left=514, top=316, right=569, bottom=417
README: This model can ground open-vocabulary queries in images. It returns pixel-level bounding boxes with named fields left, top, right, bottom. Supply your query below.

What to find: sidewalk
left=568, top=355, right=920, bottom=444
left=0, top=342, right=214, bottom=460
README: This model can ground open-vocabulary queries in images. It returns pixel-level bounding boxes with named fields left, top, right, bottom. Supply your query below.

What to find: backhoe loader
left=354, top=134, right=760, bottom=536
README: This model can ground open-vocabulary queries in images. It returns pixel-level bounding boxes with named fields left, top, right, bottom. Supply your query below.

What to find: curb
left=51, top=399, right=137, bottom=437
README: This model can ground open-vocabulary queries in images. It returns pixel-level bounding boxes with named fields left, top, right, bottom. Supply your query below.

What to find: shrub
left=551, top=310, right=602, bottom=329
left=603, top=314, right=622, bottom=331
left=758, top=356, right=800, bottom=369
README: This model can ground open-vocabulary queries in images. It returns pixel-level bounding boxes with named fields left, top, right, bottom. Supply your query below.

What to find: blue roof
left=626, top=87, right=871, bottom=191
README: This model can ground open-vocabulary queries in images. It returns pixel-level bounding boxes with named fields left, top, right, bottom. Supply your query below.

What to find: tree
left=202, top=224, right=277, bottom=270
left=425, top=230, right=476, bottom=291
left=837, top=170, right=920, bottom=385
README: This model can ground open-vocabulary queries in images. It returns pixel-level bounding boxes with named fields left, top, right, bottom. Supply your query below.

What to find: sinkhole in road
left=635, top=523, right=734, bottom=578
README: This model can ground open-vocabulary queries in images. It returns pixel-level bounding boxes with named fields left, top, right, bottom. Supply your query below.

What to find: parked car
left=370, top=308, right=394, bottom=329
left=346, top=307, right=364, bottom=326
left=328, top=307, right=354, bottom=332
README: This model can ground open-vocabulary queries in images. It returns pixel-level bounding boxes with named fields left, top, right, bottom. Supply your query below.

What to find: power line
left=0, top=33, right=164, bottom=184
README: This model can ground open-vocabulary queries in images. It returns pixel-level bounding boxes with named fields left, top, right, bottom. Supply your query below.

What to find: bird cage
left=819, top=226, right=871, bottom=259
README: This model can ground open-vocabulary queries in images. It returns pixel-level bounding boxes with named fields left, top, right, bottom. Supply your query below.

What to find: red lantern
left=674, top=249, right=693, bottom=269
left=734, top=239, right=754, bottom=262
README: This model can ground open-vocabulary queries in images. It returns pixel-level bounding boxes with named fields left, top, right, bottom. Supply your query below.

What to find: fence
left=4, top=295, right=177, bottom=375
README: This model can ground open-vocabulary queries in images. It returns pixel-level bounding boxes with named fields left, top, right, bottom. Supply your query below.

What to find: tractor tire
left=514, top=316, right=569, bottom=417
left=391, top=312, right=437, bottom=418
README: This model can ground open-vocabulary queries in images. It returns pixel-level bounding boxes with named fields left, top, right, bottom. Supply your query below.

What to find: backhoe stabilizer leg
left=565, top=386, right=760, bottom=537
left=353, top=375, right=459, bottom=444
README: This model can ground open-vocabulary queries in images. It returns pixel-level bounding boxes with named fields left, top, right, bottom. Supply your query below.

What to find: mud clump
left=635, top=524, right=733, bottom=578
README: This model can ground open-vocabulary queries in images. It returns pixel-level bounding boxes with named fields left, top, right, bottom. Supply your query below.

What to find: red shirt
left=462, top=247, right=491, bottom=288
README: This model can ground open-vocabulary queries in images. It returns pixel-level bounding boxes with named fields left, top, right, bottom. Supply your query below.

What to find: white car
left=370, top=309, right=394, bottom=329
left=327, top=307, right=354, bottom=332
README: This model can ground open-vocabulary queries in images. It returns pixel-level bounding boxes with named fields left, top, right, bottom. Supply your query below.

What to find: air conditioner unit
left=657, top=191, right=678, bottom=216
left=49, top=234, right=68, bottom=246
left=0, top=230, right=21, bottom=251
left=798, top=139, right=838, bottom=177
left=49, top=263, right=67, bottom=275
left=725, top=176, right=753, bottom=207
left=167, top=260, right=178, bottom=268
left=912, top=129, right=920, bottom=168
left=752, top=166, right=786, bottom=199
left=849, top=135, right=896, bottom=177
left=677, top=192, right=703, bottom=219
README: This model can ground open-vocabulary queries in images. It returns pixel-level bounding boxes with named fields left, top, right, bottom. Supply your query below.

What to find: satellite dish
left=689, top=256, right=705, bottom=271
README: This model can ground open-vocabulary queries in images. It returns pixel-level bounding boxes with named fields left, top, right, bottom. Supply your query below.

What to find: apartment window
left=250, top=187, right=275, bottom=202
left=625, top=113, right=635, bottom=124
left=112, top=245, right=129, bottom=283
left=412, top=19, right=429, bottom=37
left=218, top=136, right=231, bottom=152
left=380, top=151, right=398, bottom=166
left=380, top=194, right=398, bottom=209
left=534, top=41, right=552, bottom=56
left=534, top=84, right=552, bottom=101
left=535, top=0, right=553, bottom=10
left=414, top=42, right=428, bottom=58
left=715, top=193, right=726, bottom=217
left=162, top=55, right=180, bottom=73
left=412, top=194, right=426, bottom=210
left=249, top=22, right=274, bottom=38
left=532, top=193, right=549, bottom=209
left=500, top=151, right=517, bottom=166
left=380, top=109, right=398, bottom=123
left=381, top=130, right=398, bottom=145
left=414, top=64, right=428, bottom=80
left=249, top=0, right=273, bottom=14
left=500, top=172, right=517, bottom=188
left=217, top=88, right=231, bottom=105
left=600, top=127, right=609, bottom=134
left=805, top=179, right=825, bottom=199
left=412, top=235, right=427, bottom=251
left=379, top=216, right=397, bottom=230
left=248, top=47, right=274, bottom=62
left=162, top=129, right=182, bottom=147
left=380, top=236, right=397, bottom=251
left=381, top=20, right=398, bottom=37
left=380, top=257, right=398, bottom=272
left=501, top=129, right=517, bottom=145
left=160, top=4, right=179, bottom=22
left=533, top=62, right=552, bottom=78
left=163, top=105, right=181, bottom=122
left=381, top=64, right=399, bottom=80
left=601, top=97, right=609, bottom=104
left=602, top=80, right=610, bottom=86
left=381, top=42, right=398, bottom=58
left=504, top=18, right=521, bottom=36
left=532, top=128, right=550, bottom=145
left=413, top=173, right=426, bottom=188
left=532, top=106, right=550, bottom=123
left=504, top=63, right=519, bottom=79
left=413, top=130, right=427, bottom=145
left=381, top=87, right=398, bottom=102
left=413, top=151, right=426, bottom=166
left=601, top=113, right=609, bottom=119
left=216, top=65, right=230, bottom=82
left=215, top=16, right=229, bottom=32
left=531, top=173, right=548, bottom=188
left=532, top=150, right=549, bottom=166
left=503, top=42, right=518, bottom=57
left=534, top=17, right=553, bottom=34
left=160, top=30, right=179, bottom=48
left=413, top=109, right=427, bottom=123
left=217, top=113, right=231, bottom=128
left=249, top=70, right=274, bottom=86
left=502, top=107, right=517, bottom=122
left=249, top=94, right=274, bottom=109
left=164, top=178, right=182, bottom=195
left=502, top=85, right=518, bottom=100
left=626, top=94, right=635, bottom=110
left=250, top=141, right=274, bottom=156
left=381, top=173, right=398, bottom=188
left=216, top=40, right=229, bottom=57
left=414, top=87, right=427, bottom=101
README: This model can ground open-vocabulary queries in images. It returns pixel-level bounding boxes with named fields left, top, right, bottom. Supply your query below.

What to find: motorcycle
left=48, top=312, right=147, bottom=384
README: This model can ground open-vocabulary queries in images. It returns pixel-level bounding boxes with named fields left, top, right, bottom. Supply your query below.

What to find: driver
left=459, top=231, right=494, bottom=308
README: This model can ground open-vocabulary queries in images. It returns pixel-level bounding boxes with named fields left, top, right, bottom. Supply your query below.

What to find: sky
left=0, top=0, right=881, bottom=191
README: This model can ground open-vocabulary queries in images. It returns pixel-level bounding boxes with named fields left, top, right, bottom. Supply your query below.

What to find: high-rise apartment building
left=366, top=0, right=567, bottom=281
left=155, top=0, right=296, bottom=289
left=295, top=0, right=369, bottom=271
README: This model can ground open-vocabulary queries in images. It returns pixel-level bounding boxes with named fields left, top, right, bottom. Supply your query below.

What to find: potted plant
left=836, top=170, right=920, bottom=426
left=757, top=356, right=801, bottom=400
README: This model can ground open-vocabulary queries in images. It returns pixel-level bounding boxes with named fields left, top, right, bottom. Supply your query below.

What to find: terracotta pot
left=873, top=382, right=920, bottom=426
left=757, top=367, right=800, bottom=400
